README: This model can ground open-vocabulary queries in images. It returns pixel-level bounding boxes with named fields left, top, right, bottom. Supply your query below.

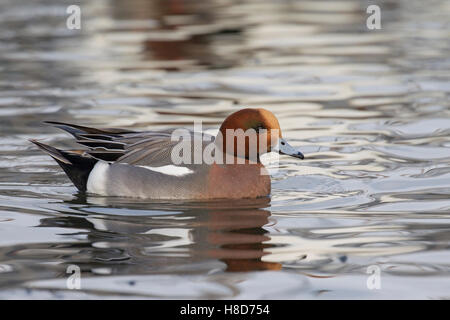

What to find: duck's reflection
left=40, top=195, right=281, bottom=273
left=200, top=209, right=281, bottom=271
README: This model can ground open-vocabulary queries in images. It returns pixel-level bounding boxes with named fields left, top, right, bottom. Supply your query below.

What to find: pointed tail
left=30, top=139, right=97, bottom=192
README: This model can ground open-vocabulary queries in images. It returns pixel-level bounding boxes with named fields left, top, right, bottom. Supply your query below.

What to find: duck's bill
left=277, top=138, right=304, bottom=159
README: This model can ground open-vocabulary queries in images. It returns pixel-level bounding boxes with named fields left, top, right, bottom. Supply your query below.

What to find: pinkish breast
left=206, top=162, right=271, bottom=199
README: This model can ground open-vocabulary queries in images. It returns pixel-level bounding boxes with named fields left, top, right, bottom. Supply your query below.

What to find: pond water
left=0, top=0, right=449, bottom=299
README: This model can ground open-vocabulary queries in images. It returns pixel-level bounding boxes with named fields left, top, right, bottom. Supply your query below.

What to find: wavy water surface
left=0, top=0, right=449, bottom=299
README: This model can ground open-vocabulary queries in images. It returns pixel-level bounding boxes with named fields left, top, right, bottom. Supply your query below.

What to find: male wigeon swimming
left=31, top=108, right=304, bottom=199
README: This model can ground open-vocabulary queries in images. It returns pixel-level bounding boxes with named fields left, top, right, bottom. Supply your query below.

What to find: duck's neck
left=213, top=138, right=262, bottom=164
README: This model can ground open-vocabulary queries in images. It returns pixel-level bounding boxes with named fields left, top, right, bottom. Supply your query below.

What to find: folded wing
left=44, top=121, right=213, bottom=167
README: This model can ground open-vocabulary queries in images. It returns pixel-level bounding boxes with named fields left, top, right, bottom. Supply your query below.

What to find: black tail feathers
left=30, top=139, right=97, bottom=192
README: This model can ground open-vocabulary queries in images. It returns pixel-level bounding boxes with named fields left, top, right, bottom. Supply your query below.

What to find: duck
left=30, top=108, right=304, bottom=199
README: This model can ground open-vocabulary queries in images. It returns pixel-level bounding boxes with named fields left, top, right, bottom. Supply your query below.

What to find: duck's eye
left=255, top=125, right=265, bottom=133
left=281, top=141, right=286, bottom=146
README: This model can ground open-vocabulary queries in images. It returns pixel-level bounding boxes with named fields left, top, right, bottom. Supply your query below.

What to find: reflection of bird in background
left=112, top=0, right=242, bottom=68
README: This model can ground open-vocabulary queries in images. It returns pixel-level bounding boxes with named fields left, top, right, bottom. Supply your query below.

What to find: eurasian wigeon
left=31, top=108, right=304, bottom=199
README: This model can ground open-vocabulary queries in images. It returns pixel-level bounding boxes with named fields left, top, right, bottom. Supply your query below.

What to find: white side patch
left=138, top=165, right=193, bottom=177
left=86, top=161, right=110, bottom=195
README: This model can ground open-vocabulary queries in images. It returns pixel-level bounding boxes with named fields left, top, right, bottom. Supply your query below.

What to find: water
left=0, top=0, right=449, bottom=299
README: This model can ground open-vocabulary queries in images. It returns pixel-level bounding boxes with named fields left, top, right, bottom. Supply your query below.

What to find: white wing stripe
left=138, top=165, right=193, bottom=177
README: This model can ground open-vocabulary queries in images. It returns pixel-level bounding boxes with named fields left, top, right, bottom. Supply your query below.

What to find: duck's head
left=217, top=108, right=304, bottom=161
